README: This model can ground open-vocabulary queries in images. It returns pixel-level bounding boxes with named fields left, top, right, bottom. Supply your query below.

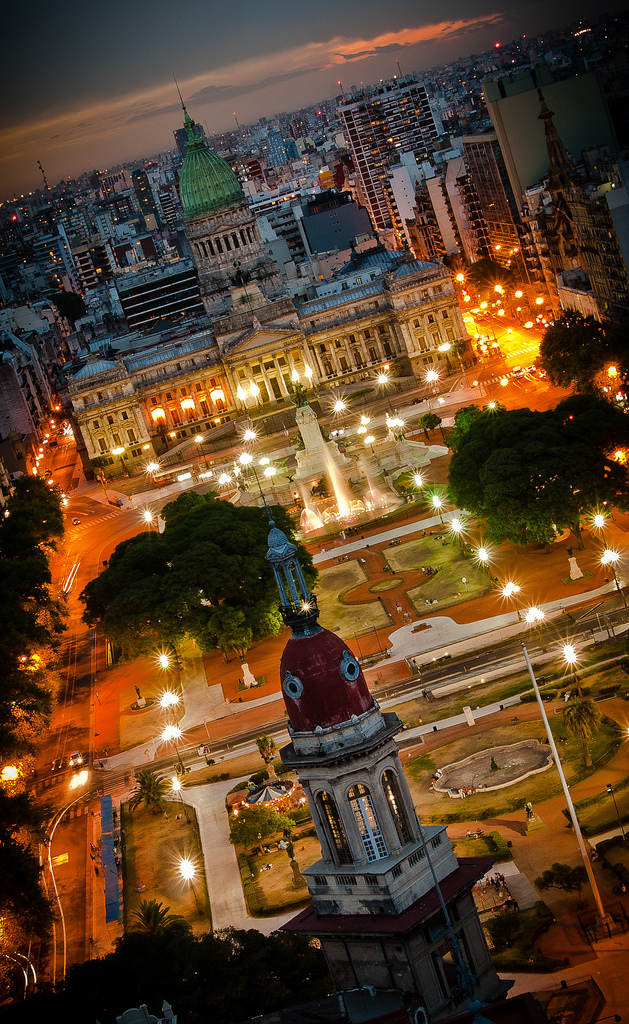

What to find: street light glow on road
left=160, top=692, right=180, bottom=708
left=179, top=857, right=195, bottom=881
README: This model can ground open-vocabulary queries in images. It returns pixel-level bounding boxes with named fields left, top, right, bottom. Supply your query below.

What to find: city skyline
left=2, top=0, right=624, bottom=199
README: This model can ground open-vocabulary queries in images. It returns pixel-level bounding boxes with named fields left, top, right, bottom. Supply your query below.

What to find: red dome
left=280, top=627, right=374, bottom=733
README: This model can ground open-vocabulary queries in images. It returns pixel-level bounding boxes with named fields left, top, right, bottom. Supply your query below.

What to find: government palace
left=67, top=109, right=468, bottom=473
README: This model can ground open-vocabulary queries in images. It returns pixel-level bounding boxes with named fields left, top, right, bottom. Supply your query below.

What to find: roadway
left=28, top=358, right=586, bottom=984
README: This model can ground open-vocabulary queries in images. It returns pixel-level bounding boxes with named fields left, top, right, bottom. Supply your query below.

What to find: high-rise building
left=339, top=78, right=440, bottom=233
left=461, top=133, right=525, bottom=273
left=483, top=67, right=618, bottom=214
left=173, top=121, right=207, bottom=158
left=115, top=260, right=205, bottom=329
left=266, top=526, right=507, bottom=1018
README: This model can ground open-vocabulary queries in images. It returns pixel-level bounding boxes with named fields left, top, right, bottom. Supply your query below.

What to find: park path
left=184, top=778, right=295, bottom=936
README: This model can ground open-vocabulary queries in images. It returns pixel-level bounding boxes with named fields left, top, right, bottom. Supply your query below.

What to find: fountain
left=293, top=391, right=352, bottom=518
left=300, top=506, right=324, bottom=532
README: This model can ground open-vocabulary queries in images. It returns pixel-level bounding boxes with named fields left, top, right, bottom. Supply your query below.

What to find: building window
left=200, top=400, right=209, bottom=417
left=195, top=383, right=203, bottom=392
left=122, top=411, right=129, bottom=420
left=336, top=875, right=356, bottom=886
left=427, top=315, right=435, bottom=324
left=318, top=791, right=352, bottom=865
left=112, top=433, right=121, bottom=446
left=151, top=407, right=166, bottom=424
left=127, top=429, right=137, bottom=444
left=348, top=783, right=388, bottom=862
left=97, top=437, right=107, bottom=452
left=392, top=864, right=402, bottom=878
left=107, top=415, right=114, bottom=425
left=314, top=875, right=326, bottom=886
left=408, top=847, right=426, bottom=866
left=442, top=309, right=449, bottom=319
left=382, top=770, right=411, bottom=845
left=431, top=834, right=443, bottom=850
left=364, top=874, right=380, bottom=886
left=92, top=420, right=100, bottom=429
left=170, top=408, right=182, bottom=425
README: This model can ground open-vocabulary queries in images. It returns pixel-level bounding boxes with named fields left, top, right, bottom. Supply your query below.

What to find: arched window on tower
left=382, top=770, right=411, bottom=845
left=348, top=783, right=388, bottom=862
left=318, top=792, right=352, bottom=865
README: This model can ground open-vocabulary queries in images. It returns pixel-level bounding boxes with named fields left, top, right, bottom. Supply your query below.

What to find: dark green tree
left=562, top=699, right=602, bottom=768
left=51, top=291, right=86, bottom=328
left=448, top=397, right=629, bottom=548
left=417, top=411, right=442, bottom=441
left=447, top=404, right=484, bottom=453
left=534, top=862, right=588, bottom=892
left=539, top=311, right=608, bottom=392
left=464, top=258, right=515, bottom=297
left=80, top=496, right=316, bottom=661
left=129, top=771, right=170, bottom=815
left=255, top=734, right=278, bottom=777
left=131, top=899, right=191, bottom=936
left=229, top=805, right=295, bottom=851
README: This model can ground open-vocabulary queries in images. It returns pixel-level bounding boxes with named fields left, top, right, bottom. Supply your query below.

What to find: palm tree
left=562, top=698, right=602, bottom=768
left=131, top=899, right=190, bottom=936
left=255, top=734, right=278, bottom=778
left=129, top=770, right=170, bottom=814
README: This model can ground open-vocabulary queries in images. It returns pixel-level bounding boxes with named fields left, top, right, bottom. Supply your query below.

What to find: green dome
left=179, top=111, right=244, bottom=221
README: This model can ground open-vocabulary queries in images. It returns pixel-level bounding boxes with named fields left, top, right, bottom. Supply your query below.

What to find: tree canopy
left=539, top=310, right=629, bottom=395
left=229, top=805, right=294, bottom=850
left=80, top=494, right=316, bottom=660
left=51, top=290, right=86, bottom=328
left=0, top=480, right=65, bottom=963
left=0, top=927, right=331, bottom=1024
left=447, top=395, right=629, bottom=548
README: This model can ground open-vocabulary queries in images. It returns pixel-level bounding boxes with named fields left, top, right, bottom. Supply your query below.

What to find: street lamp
left=412, top=471, right=424, bottom=491
left=178, top=857, right=200, bottom=910
left=606, top=783, right=626, bottom=842
left=171, top=776, right=190, bottom=823
left=333, top=398, right=346, bottom=413
left=601, top=549, right=628, bottom=614
left=242, top=428, right=257, bottom=443
left=431, top=494, right=445, bottom=524
left=157, top=652, right=170, bottom=670
left=162, top=724, right=184, bottom=772
left=501, top=581, right=522, bottom=621
left=160, top=691, right=180, bottom=709
left=525, top=606, right=546, bottom=651
left=476, top=545, right=493, bottom=582
left=521, top=644, right=609, bottom=925
left=563, top=644, right=582, bottom=697
left=449, top=516, right=466, bottom=553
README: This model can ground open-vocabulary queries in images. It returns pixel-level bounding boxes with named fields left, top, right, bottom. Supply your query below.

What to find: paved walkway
left=184, top=778, right=295, bottom=935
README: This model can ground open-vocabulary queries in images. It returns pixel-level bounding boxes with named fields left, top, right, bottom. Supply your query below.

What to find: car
left=68, top=750, right=84, bottom=768
left=51, top=757, right=63, bottom=772
left=511, top=366, right=525, bottom=378
left=72, top=518, right=81, bottom=525
left=44, top=469, right=52, bottom=478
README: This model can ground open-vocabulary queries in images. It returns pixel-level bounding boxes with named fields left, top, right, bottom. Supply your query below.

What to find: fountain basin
left=433, top=740, right=553, bottom=797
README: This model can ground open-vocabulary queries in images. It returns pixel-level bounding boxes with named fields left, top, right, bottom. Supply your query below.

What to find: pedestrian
left=396, top=603, right=402, bottom=614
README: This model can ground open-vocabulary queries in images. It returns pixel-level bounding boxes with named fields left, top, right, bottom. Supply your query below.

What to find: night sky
left=1, top=0, right=623, bottom=198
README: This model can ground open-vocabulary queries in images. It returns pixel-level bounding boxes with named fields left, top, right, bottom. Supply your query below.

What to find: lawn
left=387, top=537, right=489, bottom=614
left=316, top=561, right=390, bottom=637
left=406, top=715, right=622, bottom=824
left=242, top=834, right=321, bottom=915
left=121, top=798, right=210, bottom=933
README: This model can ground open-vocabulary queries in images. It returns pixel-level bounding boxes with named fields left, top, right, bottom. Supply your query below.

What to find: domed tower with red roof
left=266, top=523, right=508, bottom=1019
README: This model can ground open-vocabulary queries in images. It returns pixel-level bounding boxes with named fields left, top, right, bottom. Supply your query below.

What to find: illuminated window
left=318, top=791, right=352, bottom=865
left=151, top=407, right=166, bottom=422
left=382, top=770, right=411, bottom=845
left=180, top=398, right=195, bottom=410
left=348, top=784, right=388, bottom=862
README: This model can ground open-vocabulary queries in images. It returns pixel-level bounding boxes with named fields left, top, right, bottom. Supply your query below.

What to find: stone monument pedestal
left=524, top=812, right=547, bottom=834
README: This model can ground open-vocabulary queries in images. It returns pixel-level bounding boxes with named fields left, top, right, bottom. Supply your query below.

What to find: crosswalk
left=71, top=510, right=125, bottom=531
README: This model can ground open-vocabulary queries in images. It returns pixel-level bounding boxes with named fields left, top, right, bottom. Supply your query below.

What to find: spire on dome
left=266, top=522, right=320, bottom=636
left=537, top=88, right=572, bottom=185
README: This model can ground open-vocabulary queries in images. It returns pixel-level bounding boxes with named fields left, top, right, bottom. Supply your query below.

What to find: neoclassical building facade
left=66, top=110, right=468, bottom=472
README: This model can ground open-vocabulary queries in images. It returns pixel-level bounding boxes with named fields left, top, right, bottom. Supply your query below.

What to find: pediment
left=222, top=325, right=305, bottom=357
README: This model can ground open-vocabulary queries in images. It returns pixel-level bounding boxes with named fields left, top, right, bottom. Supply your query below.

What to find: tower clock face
left=340, top=650, right=360, bottom=682
left=283, top=669, right=304, bottom=699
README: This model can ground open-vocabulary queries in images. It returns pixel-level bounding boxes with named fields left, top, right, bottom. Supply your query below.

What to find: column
left=259, top=363, right=277, bottom=405
left=272, top=358, right=290, bottom=398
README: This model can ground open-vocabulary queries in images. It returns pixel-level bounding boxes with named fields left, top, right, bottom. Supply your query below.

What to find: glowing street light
left=141, top=509, right=154, bottom=525
left=291, top=368, right=300, bottom=383
left=146, top=461, right=160, bottom=474
left=525, top=606, right=546, bottom=651
left=162, top=724, right=184, bottom=771
left=333, top=399, right=346, bottom=413
left=456, top=273, right=465, bottom=283
left=242, top=428, right=257, bottom=442
left=413, top=472, right=424, bottom=490
left=239, top=452, right=253, bottom=466
left=263, top=466, right=277, bottom=478
left=360, top=415, right=371, bottom=426
left=425, top=369, right=439, bottom=386
left=501, top=581, right=522, bottom=620
left=236, top=385, right=247, bottom=402
left=178, top=856, right=200, bottom=910
left=476, top=546, right=493, bottom=582
left=304, top=365, right=313, bottom=382
left=160, top=692, right=180, bottom=709
left=218, top=473, right=232, bottom=486
left=157, top=652, right=170, bottom=670
left=431, top=494, right=445, bottom=524
left=171, top=775, right=190, bottom=822
left=601, top=549, right=628, bottom=613
left=376, top=372, right=389, bottom=385
left=562, top=643, right=582, bottom=696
